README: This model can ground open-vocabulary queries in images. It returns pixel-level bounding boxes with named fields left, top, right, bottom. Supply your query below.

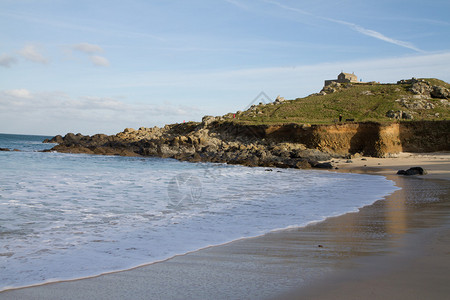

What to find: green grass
left=421, top=78, right=450, bottom=89
left=233, top=79, right=449, bottom=125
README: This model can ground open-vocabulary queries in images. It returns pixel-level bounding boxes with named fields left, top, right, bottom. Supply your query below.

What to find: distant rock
left=311, top=162, right=333, bottom=169
left=410, top=81, right=432, bottom=96
left=202, top=115, right=217, bottom=126
left=386, top=110, right=413, bottom=120
left=43, top=135, right=64, bottom=144
left=0, top=148, right=10, bottom=151
left=431, top=86, right=450, bottom=98
left=397, top=167, right=427, bottom=176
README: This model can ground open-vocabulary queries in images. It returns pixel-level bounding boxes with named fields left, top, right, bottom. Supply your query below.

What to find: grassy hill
left=231, top=78, right=449, bottom=125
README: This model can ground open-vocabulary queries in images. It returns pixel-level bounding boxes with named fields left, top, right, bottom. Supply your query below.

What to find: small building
left=324, top=72, right=359, bottom=86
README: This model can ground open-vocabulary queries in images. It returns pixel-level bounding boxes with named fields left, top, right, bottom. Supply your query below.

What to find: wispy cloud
left=90, top=55, right=110, bottom=67
left=18, top=44, right=49, bottom=64
left=0, top=54, right=17, bottom=68
left=0, top=11, right=165, bottom=41
left=70, top=43, right=110, bottom=67
left=262, top=0, right=423, bottom=52
left=72, top=43, right=104, bottom=54
left=224, top=0, right=250, bottom=10
left=324, top=18, right=424, bottom=52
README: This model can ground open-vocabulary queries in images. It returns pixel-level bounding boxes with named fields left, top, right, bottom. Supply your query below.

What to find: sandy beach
left=1, top=152, right=449, bottom=299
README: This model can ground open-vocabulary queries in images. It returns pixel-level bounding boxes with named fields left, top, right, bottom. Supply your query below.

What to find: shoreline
left=0, top=153, right=449, bottom=299
left=0, top=169, right=393, bottom=293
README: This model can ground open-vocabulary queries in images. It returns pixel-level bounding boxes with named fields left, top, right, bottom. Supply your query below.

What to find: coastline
left=0, top=153, right=449, bottom=299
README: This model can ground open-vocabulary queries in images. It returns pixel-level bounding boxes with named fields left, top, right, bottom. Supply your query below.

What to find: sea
left=0, top=133, right=399, bottom=291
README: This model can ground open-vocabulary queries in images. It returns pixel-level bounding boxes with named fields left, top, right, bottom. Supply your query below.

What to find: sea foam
left=0, top=134, right=399, bottom=291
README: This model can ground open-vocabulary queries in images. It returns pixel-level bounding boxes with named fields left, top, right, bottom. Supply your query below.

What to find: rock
left=386, top=110, right=413, bottom=120
left=0, top=148, right=10, bottom=151
left=123, top=128, right=136, bottom=133
left=431, top=86, right=450, bottom=98
left=410, top=81, right=432, bottom=96
left=397, top=167, right=427, bottom=176
left=202, top=115, right=217, bottom=126
left=63, top=133, right=83, bottom=144
left=386, top=110, right=399, bottom=119
left=351, top=153, right=362, bottom=159
left=312, top=162, right=333, bottom=169
left=274, top=95, right=285, bottom=104
left=295, top=159, right=311, bottom=169
left=44, top=135, right=64, bottom=144
left=401, top=111, right=413, bottom=120
left=361, top=90, right=374, bottom=96
left=346, top=159, right=353, bottom=163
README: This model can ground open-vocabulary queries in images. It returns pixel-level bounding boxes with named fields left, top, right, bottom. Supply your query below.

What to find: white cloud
left=68, top=43, right=110, bottom=66
left=0, top=90, right=203, bottom=135
left=4, top=89, right=32, bottom=99
left=90, top=55, right=110, bottom=67
left=18, top=44, right=49, bottom=64
left=0, top=54, right=18, bottom=68
left=72, top=43, right=103, bottom=54
left=262, top=0, right=423, bottom=52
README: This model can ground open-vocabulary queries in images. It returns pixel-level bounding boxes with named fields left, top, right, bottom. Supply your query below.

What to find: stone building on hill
left=324, top=72, right=359, bottom=86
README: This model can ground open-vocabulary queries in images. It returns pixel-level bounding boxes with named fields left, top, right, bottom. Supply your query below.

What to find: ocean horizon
left=0, top=133, right=399, bottom=291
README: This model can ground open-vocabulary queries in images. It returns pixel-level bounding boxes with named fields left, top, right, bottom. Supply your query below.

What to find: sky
left=1, top=0, right=449, bottom=135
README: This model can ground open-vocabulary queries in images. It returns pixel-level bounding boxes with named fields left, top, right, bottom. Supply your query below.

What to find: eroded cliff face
left=44, top=120, right=449, bottom=168
left=242, top=121, right=448, bottom=157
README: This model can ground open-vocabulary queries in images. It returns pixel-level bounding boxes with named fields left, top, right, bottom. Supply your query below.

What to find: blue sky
left=1, top=0, right=449, bottom=135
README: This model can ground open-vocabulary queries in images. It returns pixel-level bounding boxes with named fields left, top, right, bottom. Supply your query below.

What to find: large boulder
left=311, top=161, right=333, bottom=169
left=397, top=167, right=427, bottom=176
left=410, top=81, right=432, bottom=96
left=431, top=86, right=450, bottom=99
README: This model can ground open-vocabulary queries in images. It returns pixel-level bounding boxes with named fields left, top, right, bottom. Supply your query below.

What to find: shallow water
left=0, top=133, right=399, bottom=290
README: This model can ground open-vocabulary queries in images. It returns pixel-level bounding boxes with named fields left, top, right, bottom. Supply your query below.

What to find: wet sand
left=1, top=153, right=449, bottom=299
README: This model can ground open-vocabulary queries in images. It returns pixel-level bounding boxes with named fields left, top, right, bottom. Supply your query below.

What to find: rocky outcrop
left=397, top=78, right=450, bottom=99
left=43, top=119, right=450, bottom=169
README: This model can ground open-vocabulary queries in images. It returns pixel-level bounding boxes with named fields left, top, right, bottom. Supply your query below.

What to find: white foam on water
left=0, top=145, right=399, bottom=291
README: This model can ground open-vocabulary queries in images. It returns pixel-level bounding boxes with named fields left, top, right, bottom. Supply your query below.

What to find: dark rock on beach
left=311, top=162, right=334, bottom=169
left=397, top=167, right=428, bottom=176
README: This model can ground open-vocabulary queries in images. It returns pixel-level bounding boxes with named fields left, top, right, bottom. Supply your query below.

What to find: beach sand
left=1, top=152, right=449, bottom=299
